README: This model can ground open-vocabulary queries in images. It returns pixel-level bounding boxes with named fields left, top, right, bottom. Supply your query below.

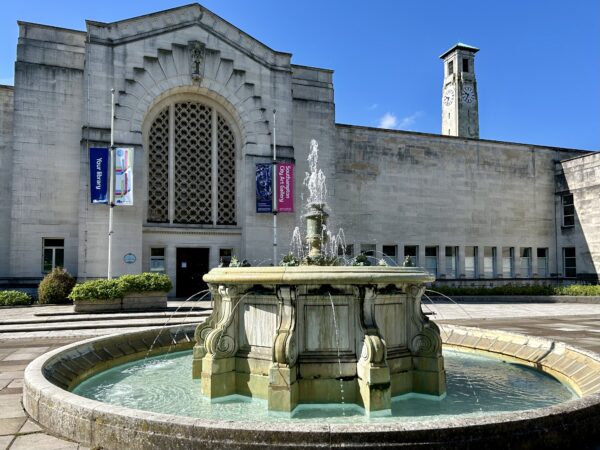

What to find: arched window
left=147, top=101, right=237, bottom=225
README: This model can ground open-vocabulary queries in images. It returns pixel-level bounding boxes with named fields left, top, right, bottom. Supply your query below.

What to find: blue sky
left=1, top=1, right=598, bottom=150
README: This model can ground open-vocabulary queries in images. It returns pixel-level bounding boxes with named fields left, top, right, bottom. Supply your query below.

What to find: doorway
left=176, top=248, right=210, bottom=298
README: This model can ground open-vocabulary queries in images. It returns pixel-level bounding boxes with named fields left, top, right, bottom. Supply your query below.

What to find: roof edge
left=335, top=123, right=595, bottom=154
left=440, top=42, right=480, bottom=59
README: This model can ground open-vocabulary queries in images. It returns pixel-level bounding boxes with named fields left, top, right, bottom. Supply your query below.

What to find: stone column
left=355, top=286, right=391, bottom=415
left=495, top=246, right=504, bottom=278
left=476, top=246, right=485, bottom=278
left=192, top=285, right=220, bottom=378
left=268, top=286, right=299, bottom=412
left=417, top=245, right=426, bottom=268
left=437, top=245, right=447, bottom=278
left=458, top=246, right=466, bottom=278
left=406, top=284, right=446, bottom=396
left=201, top=285, right=245, bottom=398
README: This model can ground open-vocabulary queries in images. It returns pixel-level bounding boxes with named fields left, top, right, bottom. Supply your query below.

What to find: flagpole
left=272, top=109, right=277, bottom=266
left=107, top=88, right=115, bottom=279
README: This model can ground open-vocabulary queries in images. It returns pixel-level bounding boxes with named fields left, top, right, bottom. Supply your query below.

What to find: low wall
left=22, top=324, right=600, bottom=449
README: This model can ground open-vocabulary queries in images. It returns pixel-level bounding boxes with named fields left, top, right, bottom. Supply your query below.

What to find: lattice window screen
left=217, top=114, right=236, bottom=225
left=147, top=107, right=169, bottom=222
left=174, top=102, right=213, bottom=224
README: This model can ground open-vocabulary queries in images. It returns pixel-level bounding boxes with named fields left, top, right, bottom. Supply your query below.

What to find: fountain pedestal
left=193, top=267, right=445, bottom=415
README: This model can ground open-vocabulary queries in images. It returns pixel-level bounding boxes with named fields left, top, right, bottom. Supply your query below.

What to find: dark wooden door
left=176, top=248, right=209, bottom=298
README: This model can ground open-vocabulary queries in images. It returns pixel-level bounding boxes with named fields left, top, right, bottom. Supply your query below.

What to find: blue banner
left=256, top=163, right=273, bottom=213
left=89, top=147, right=109, bottom=204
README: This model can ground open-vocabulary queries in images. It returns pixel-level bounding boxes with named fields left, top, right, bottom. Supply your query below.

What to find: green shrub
left=0, top=291, right=33, bottom=306
left=555, top=285, right=600, bottom=296
left=38, top=267, right=76, bottom=304
left=68, top=273, right=172, bottom=302
left=118, top=273, right=172, bottom=293
left=68, top=279, right=124, bottom=301
left=428, top=284, right=600, bottom=297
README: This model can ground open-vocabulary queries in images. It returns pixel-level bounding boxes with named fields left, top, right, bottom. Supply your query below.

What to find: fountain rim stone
left=22, top=324, right=600, bottom=449
left=202, top=265, right=436, bottom=286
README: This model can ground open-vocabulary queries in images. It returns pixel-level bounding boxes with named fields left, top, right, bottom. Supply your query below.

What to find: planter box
left=73, top=291, right=168, bottom=313
left=73, top=298, right=121, bottom=313
left=122, top=291, right=167, bottom=311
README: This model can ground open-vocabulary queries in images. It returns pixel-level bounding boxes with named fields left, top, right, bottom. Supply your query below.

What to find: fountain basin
left=22, top=324, right=600, bottom=449
left=194, top=266, right=443, bottom=414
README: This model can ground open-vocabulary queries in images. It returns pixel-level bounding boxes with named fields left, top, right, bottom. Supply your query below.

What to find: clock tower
left=440, top=43, right=480, bottom=138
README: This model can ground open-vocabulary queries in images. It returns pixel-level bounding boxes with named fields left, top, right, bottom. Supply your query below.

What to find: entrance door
left=176, top=248, right=210, bottom=298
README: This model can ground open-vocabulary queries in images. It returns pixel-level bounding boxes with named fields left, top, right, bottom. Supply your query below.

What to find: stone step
left=0, top=311, right=210, bottom=326
left=0, top=318, right=202, bottom=334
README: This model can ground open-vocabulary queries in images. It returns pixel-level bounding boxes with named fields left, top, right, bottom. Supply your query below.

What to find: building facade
left=0, top=4, right=597, bottom=296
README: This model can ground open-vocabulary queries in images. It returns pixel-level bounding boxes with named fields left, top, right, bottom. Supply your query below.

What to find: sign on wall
left=89, top=147, right=108, bottom=204
left=114, top=148, right=134, bottom=206
left=276, top=162, right=294, bottom=212
left=256, top=163, right=273, bottom=213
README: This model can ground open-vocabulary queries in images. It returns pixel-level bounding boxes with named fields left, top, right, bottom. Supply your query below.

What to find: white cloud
left=367, top=103, right=378, bottom=110
left=378, top=112, right=397, bottom=129
left=378, top=111, right=424, bottom=130
left=0, top=77, right=14, bottom=86
left=397, top=111, right=424, bottom=130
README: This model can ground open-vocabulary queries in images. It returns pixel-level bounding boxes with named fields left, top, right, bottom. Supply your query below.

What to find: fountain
left=192, top=140, right=444, bottom=415
left=20, top=139, right=600, bottom=448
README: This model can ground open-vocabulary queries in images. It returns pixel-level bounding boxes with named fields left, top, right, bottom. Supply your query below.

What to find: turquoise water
left=72, top=349, right=577, bottom=423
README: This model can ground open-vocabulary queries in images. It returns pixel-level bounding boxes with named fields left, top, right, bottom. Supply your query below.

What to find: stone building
left=0, top=4, right=597, bottom=296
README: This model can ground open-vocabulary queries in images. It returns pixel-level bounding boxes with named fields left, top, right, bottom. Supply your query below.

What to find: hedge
left=0, top=291, right=33, bottom=306
left=68, top=273, right=172, bottom=302
left=428, top=284, right=600, bottom=297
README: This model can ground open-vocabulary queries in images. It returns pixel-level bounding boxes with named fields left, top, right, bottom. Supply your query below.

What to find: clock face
left=461, top=85, right=476, bottom=104
left=443, top=88, right=455, bottom=106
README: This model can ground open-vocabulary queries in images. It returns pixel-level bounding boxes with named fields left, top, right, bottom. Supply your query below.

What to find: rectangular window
left=337, top=243, right=354, bottom=257
left=425, top=246, right=438, bottom=277
left=219, top=248, right=233, bottom=267
left=465, top=246, right=478, bottom=278
left=382, top=245, right=397, bottom=264
left=448, top=61, right=454, bottom=75
left=483, top=247, right=496, bottom=278
left=520, top=248, right=532, bottom=277
left=42, top=238, right=64, bottom=273
left=361, top=244, right=376, bottom=257
left=445, top=246, right=458, bottom=278
left=404, top=245, right=418, bottom=266
left=462, top=58, right=469, bottom=72
left=150, top=248, right=166, bottom=272
left=537, top=248, right=548, bottom=277
left=563, top=247, right=577, bottom=278
left=562, top=193, right=574, bottom=227
left=502, top=247, right=514, bottom=277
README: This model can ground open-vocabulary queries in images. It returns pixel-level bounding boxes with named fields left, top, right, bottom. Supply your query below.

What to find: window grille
left=147, top=101, right=237, bottom=226
left=148, top=108, right=169, bottom=222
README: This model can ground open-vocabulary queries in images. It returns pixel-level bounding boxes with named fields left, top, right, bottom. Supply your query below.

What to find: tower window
left=462, top=58, right=469, bottom=72
left=447, top=61, right=454, bottom=75
left=562, top=193, right=574, bottom=227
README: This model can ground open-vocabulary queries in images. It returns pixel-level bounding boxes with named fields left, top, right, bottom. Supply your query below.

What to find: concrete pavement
left=2, top=300, right=600, bottom=449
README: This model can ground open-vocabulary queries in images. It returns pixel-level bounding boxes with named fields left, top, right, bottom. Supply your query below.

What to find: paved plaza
left=1, top=300, right=600, bottom=449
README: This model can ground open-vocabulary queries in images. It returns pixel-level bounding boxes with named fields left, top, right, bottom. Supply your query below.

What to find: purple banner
left=277, top=163, right=294, bottom=212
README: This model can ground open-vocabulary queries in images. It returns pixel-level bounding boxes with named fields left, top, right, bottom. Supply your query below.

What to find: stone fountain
left=192, top=140, right=445, bottom=414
